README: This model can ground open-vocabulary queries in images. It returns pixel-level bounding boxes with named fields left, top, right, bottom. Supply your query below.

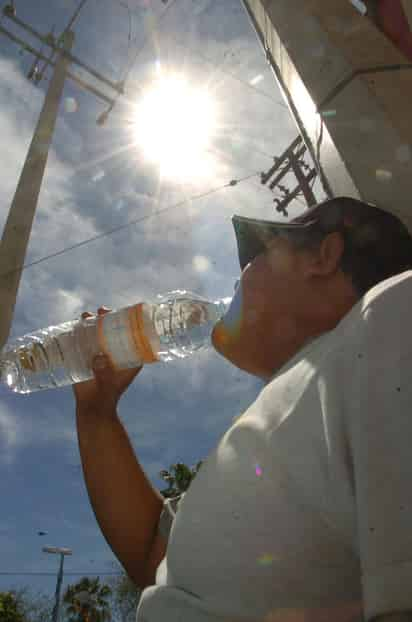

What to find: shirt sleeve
left=157, top=494, right=185, bottom=542
left=346, top=277, right=412, bottom=621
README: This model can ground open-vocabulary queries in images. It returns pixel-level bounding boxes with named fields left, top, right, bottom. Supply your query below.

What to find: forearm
left=76, top=406, right=164, bottom=588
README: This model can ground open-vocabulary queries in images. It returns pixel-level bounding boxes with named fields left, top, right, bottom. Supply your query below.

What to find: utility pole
left=0, top=29, right=73, bottom=352
left=0, top=4, right=123, bottom=351
left=260, top=135, right=317, bottom=217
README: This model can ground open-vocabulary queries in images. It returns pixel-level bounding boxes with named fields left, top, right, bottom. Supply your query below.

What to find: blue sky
left=0, top=0, right=324, bottom=600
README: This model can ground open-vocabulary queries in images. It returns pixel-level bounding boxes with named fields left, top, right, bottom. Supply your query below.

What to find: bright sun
left=133, top=74, right=218, bottom=181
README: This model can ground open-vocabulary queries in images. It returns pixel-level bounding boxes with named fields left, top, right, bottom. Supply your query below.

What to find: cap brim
left=232, top=214, right=317, bottom=270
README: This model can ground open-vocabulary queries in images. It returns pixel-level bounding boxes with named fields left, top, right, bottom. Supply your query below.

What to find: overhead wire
left=110, top=0, right=180, bottom=109
left=0, top=172, right=260, bottom=281
left=36, top=0, right=89, bottom=83
left=107, top=0, right=287, bottom=109
left=125, top=2, right=132, bottom=58
left=165, top=31, right=288, bottom=109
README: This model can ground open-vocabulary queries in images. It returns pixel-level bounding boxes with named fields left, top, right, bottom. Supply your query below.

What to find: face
left=212, top=236, right=312, bottom=380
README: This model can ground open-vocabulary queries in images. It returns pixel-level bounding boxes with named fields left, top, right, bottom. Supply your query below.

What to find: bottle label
left=97, top=309, right=141, bottom=369
left=129, top=304, right=158, bottom=364
left=96, top=305, right=157, bottom=368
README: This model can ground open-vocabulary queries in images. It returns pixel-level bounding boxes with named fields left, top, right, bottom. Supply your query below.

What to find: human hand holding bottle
left=73, top=307, right=143, bottom=414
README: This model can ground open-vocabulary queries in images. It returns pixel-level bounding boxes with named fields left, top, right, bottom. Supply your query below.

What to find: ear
left=303, top=232, right=344, bottom=277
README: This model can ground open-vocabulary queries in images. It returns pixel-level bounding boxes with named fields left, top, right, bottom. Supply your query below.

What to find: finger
left=92, top=354, right=111, bottom=371
left=97, top=307, right=111, bottom=315
left=81, top=311, right=93, bottom=319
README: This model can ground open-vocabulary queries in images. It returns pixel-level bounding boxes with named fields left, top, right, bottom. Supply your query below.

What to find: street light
left=43, top=546, right=73, bottom=622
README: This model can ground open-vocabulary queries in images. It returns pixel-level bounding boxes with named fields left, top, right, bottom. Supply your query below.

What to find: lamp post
left=42, top=546, right=72, bottom=622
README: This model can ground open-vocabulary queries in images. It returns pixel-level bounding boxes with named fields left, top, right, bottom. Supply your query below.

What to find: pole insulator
left=3, top=4, right=16, bottom=18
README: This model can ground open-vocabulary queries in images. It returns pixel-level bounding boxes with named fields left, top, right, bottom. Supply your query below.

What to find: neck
left=260, top=284, right=359, bottom=381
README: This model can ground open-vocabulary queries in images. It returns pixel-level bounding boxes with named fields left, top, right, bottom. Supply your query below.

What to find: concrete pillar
left=242, top=0, right=412, bottom=233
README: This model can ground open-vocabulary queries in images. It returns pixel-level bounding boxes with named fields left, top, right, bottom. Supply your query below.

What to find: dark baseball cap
left=232, top=196, right=412, bottom=273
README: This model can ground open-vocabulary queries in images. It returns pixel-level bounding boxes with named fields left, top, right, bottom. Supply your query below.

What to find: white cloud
left=0, top=404, right=21, bottom=463
left=0, top=395, right=76, bottom=463
left=192, top=254, right=211, bottom=273
left=54, top=288, right=84, bottom=319
left=91, top=169, right=105, bottom=183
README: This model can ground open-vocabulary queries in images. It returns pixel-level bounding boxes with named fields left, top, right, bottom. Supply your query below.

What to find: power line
left=109, top=0, right=134, bottom=74
left=108, top=0, right=287, bottom=109
left=112, top=0, right=288, bottom=110
left=35, top=0, right=90, bottom=84
left=125, top=0, right=179, bottom=82
left=0, top=172, right=259, bottom=281
left=165, top=32, right=287, bottom=109
left=108, top=0, right=179, bottom=111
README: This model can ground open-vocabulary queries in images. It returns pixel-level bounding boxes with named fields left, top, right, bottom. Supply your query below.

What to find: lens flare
left=133, top=74, right=218, bottom=181
left=212, top=280, right=243, bottom=347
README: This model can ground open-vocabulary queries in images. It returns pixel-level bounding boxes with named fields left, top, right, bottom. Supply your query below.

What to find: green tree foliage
left=106, top=564, right=142, bottom=622
left=62, top=577, right=112, bottom=622
left=159, top=460, right=203, bottom=498
left=0, top=591, right=26, bottom=622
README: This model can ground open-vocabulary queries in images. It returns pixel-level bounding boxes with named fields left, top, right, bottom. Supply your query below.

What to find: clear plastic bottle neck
left=214, top=297, right=232, bottom=317
left=153, top=290, right=231, bottom=318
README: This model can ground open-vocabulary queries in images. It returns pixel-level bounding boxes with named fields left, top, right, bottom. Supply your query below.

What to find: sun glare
left=133, top=74, right=218, bottom=181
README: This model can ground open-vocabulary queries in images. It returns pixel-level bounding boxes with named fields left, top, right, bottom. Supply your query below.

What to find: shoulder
left=352, top=271, right=412, bottom=352
left=360, top=270, right=412, bottom=319
left=333, top=271, right=412, bottom=387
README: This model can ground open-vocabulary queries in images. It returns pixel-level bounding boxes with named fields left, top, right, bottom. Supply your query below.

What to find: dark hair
left=285, top=208, right=412, bottom=297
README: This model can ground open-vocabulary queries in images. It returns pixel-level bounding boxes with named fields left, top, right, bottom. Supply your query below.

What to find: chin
left=211, top=322, right=272, bottom=380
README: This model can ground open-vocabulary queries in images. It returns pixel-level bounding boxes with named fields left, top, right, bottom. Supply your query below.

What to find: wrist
left=76, top=400, right=118, bottom=421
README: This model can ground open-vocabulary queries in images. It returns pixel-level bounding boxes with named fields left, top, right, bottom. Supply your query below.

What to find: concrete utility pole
left=241, top=0, right=412, bottom=233
left=0, top=31, right=73, bottom=352
left=0, top=4, right=123, bottom=351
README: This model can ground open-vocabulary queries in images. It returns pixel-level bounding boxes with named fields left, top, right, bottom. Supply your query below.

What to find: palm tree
left=106, top=564, right=141, bottom=622
left=159, top=460, right=203, bottom=498
left=63, top=577, right=112, bottom=622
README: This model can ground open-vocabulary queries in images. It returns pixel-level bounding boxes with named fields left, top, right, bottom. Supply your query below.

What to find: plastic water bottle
left=0, top=291, right=231, bottom=394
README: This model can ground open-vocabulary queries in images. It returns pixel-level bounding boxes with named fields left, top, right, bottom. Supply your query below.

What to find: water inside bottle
left=0, top=330, right=69, bottom=393
left=151, top=297, right=227, bottom=362
left=0, top=320, right=99, bottom=393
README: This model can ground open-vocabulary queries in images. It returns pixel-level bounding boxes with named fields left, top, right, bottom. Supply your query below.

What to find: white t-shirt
left=136, top=271, right=412, bottom=622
